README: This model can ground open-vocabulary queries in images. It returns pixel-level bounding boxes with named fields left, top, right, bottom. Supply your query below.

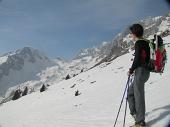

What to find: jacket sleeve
left=129, top=42, right=141, bottom=73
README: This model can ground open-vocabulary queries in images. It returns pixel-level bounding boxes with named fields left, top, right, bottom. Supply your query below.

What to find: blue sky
left=0, top=0, right=169, bottom=59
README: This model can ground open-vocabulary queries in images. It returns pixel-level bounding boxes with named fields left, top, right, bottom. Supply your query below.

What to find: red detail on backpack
left=154, top=49, right=166, bottom=72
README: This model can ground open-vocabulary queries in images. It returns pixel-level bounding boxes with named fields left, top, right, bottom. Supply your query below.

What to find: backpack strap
left=138, top=38, right=156, bottom=60
left=155, top=35, right=158, bottom=50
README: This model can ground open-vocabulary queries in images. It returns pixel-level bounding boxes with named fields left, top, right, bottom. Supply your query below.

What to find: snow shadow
left=146, top=104, right=170, bottom=126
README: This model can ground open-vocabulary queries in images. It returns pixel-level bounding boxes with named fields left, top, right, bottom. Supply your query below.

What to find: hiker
left=127, top=24, right=150, bottom=126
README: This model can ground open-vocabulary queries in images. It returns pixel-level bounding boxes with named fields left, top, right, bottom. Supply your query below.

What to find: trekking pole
left=123, top=76, right=131, bottom=127
left=113, top=75, right=131, bottom=127
left=123, top=96, right=128, bottom=127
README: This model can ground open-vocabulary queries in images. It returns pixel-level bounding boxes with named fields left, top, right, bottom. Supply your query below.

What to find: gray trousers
left=127, top=67, right=150, bottom=123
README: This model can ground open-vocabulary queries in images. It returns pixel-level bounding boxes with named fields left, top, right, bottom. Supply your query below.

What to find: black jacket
left=130, top=39, right=150, bottom=74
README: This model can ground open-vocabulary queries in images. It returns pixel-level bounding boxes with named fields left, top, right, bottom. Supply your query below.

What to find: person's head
left=129, top=24, right=144, bottom=41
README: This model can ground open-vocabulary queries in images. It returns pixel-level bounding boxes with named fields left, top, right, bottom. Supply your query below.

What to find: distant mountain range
left=0, top=12, right=169, bottom=98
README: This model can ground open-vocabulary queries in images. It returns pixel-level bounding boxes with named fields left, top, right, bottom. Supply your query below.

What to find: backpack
left=147, top=35, right=167, bottom=73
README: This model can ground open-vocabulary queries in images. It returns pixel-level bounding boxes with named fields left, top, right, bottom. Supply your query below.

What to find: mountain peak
left=14, top=47, right=49, bottom=62
left=0, top=47, right=53, bottom=96
left=17, top=47, right=34, bottom=53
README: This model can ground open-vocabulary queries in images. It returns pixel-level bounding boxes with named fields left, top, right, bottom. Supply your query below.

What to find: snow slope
left=0, top=36, right=170, bottom=127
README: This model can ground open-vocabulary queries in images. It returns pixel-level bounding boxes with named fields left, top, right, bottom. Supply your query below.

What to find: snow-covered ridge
left=74, top=41, right=112, bottom=60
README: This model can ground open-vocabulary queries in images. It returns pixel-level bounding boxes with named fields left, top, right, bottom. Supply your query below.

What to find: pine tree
left=40, top=84, right=46, bottom=92
left=22, top=86, right=28, bottom=96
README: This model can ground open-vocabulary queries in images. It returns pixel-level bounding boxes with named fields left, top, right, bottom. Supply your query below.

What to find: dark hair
left=129, top=24, right=144, bottom=37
